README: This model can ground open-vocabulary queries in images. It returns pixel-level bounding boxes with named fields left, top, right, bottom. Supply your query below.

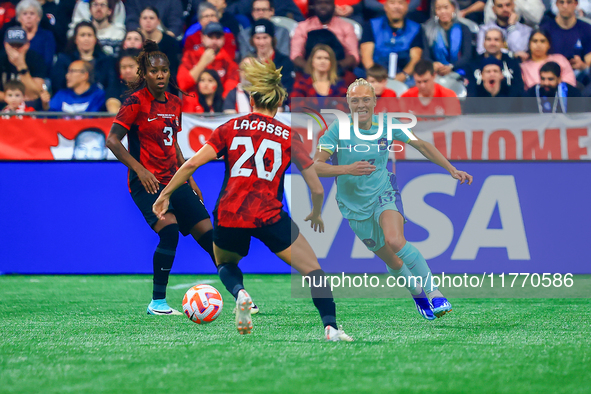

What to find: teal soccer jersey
left=318, top=114, right=412, bottom=220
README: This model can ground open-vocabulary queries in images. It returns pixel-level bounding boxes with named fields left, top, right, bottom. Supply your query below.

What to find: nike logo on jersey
left=148, top=117, right=157, bottom=122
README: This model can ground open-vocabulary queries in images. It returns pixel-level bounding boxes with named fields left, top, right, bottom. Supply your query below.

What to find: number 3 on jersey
left=230, top=136, right=282, bottom=181
left=163, top=126, right=173, bottom=146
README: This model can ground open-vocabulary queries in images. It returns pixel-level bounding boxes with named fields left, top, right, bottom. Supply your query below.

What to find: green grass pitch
left=1, top=275, right=590, bottom=394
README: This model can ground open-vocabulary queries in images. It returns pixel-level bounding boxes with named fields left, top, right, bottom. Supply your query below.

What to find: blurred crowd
left=0, top=0, right=590, bottom=116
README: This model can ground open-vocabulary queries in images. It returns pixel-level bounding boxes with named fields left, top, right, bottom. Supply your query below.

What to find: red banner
left=1, top=113, right=590, bottom=161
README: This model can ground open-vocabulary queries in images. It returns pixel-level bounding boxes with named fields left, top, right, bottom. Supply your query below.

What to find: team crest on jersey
left=363, top=239, right=376, bottom=248
left=218, top=69, right=226, bottom=78
left=378, top=137, right=387, bottom=151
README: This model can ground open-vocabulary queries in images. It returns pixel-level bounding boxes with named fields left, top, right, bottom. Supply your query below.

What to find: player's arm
left=407, top=136, right=473, bottom=185
left=106, top=122, right=160, bottom=194
left=175, top=140, right=204, bottom=202
left=153, top=144, right=217, bottom=219
left=300, top=164, right=325, bottom=233
left=313, top=149, right=376, bottom=177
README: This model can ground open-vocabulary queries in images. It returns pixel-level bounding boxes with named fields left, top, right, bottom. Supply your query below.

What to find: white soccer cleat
left=235, top=289, right=253, bottom=335
left=233, top=302, right=259, bottom=314
left=325, top=325, right=354, bottom=342
left=147, top=299, right=182, bottom=315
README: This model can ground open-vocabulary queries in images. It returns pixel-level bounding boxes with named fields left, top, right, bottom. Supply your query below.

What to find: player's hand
left=348, top=161, right=376, bottom=176
left=304, top=212, right=325, bottom=233
left=137, top=168, right=160, bottom=194
left=450, top=168, right=473, bottom=185
left=152, top=196, right=170, bottom=221
left=199, top=48, right=216, bottom=66
left=189, top=177, right=204, bottom=203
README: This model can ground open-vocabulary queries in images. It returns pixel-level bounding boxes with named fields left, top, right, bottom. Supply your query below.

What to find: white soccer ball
left=182, top=284, right=224, bottom=324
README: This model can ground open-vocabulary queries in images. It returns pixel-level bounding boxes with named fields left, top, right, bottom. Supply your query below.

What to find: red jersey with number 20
left=113, top=88, right=182, bottom=188
left=207, top=112, right=313, bottom=228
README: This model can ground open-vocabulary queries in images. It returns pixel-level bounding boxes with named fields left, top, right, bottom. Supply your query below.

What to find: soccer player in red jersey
left=106, top=41, right=219, bottom=316
left=153, top=60, right=353, bottom=341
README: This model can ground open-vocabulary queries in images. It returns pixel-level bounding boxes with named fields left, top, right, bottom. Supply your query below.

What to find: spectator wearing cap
left=47, top=60, right=106, bottom=112
left=466, top=27, right=524, bottom=96
left=477, top=0, right=532, bottom=59
left=178, top=21, right=240, bottom=112
left=14, top=0, right=56, bottom=70
left=51, top=21, right=117, bottom=101
left=291, top=0, right=359, bottom=72
left=525, top=61, right=581, bottom=112
left=125, top=0, right=183, bottom=38
left=238, top=0, right=291, bottom=59
left=250, top=19, right=294, bottom=94
left=468, top=57, right=515, bottom=97
left=183, top=2, right=237, bottom=59
left=0, top=26, right=47, bottom=103
left=361, top=0, right=423, bottom=84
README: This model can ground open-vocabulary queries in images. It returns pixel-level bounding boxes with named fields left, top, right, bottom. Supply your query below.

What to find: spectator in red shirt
left=192, top=69, right=224, bottom=113
left=177, top=22, right=239, bottom=111
left=401, top=59, right=461, bottom=116
left=2, top=79, right=36, bottom=118
left=183, top=2, right=237, bottom=59
left=366, top=65, right=398, bottom=97
left=291, top=44, right=348, bottom=99
left=367, top=64, right=400, bottom=112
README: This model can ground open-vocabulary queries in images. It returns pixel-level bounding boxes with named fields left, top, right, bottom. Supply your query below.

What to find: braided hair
left=127, top=40, right=189, bottom=95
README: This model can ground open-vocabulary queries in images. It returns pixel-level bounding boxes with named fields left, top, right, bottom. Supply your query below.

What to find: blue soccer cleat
left=432, top=297, right=452, bottom=318
left=413, top=292, right=436, bottom=321
left=147, top=299, right=182, bottom=315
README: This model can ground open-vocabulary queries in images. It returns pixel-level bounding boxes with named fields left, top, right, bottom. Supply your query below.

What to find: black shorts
left=130, top=180, right=210, bottom=236
left=213, top=211, right=300, bottom=257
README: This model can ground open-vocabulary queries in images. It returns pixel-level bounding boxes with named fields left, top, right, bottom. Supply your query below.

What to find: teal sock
left=386, top=264, right=422, bottom=295
left=395, top=242, right=437, bottom=294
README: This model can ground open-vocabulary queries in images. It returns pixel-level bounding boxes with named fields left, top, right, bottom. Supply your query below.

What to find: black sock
left=152, top=224, right=179, bottom=300
left=196, top=229, right=217, bottom=266
left=306, top=269, right=337, bottom=329
left=217, top=263, right=244, bottom=299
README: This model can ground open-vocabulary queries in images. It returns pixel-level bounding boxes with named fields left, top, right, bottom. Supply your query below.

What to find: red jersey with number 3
left=113, top=88, right=182, bottom=189
left=207, top=112, right=313, bottom=228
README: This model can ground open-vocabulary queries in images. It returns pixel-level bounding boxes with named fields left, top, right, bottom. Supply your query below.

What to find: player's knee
left=385, top=234, right=406, bottom=254
left=157, top=223, right=179, bottom=250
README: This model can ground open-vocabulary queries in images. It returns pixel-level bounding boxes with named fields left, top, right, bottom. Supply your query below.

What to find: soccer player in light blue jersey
left=314, top=78, right=473, bottom=320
